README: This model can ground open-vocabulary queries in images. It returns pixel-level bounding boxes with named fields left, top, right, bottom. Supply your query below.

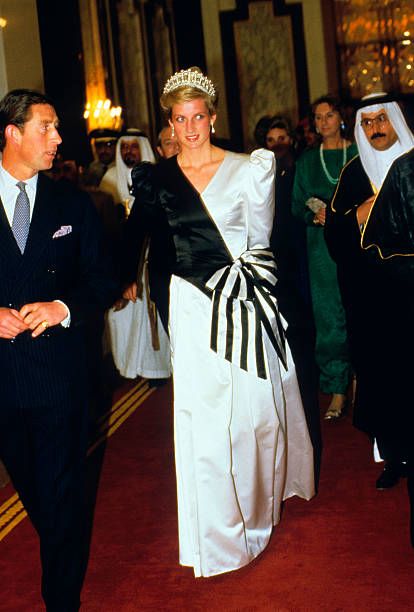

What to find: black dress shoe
left=376, top=463, right=402, bottom=490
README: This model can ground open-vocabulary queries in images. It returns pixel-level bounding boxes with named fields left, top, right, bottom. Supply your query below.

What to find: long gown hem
left=180, top=549, right=265, bottom=578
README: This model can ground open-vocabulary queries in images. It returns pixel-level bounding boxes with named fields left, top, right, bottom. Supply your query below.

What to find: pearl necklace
left=319, top=140, right=347, bottom=185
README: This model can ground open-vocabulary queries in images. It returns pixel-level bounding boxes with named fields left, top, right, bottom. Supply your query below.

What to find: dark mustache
left=371, top=132, right=386, bottom=140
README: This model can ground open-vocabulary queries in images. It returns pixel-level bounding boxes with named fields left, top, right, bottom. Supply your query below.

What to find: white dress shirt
left=0, top=162, right=38, bottom=223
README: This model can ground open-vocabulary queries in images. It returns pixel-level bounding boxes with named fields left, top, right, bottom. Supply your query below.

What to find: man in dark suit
left=0, top=89, right=118, bottom=610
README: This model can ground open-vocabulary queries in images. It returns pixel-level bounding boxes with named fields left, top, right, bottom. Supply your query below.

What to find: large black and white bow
left=206, top=249, right=287, bottom=379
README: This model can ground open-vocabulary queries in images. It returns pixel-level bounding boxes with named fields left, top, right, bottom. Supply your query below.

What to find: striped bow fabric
left=205, top=249, right=287, bottom=379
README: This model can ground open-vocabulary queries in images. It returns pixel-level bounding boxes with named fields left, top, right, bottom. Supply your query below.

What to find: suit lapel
left=0, top=173, right=60, bottom=288
left=0, top=196, right=26, bottom=276
left=23, top=173, right=58, bottom=259
left=14, top=174, right=58, bottom=283
left=13, top=174, right=59, bottom=290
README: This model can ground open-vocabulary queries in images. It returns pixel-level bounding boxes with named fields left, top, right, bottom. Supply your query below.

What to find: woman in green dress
left=292, top=95, right=356, bottom=419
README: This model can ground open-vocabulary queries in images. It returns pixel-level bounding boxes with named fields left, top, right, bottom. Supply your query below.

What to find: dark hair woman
left=292, top=94, right=357, bottom=419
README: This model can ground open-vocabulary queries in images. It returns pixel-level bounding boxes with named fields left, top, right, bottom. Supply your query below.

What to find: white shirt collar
left=0, top=162, right=39, bottom=224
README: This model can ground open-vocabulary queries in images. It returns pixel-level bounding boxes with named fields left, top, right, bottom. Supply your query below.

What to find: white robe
left=107, top=250, right=171, bottom=380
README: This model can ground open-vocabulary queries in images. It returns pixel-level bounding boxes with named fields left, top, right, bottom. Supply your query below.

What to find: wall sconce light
left=0, top=18, right=7, bottom=28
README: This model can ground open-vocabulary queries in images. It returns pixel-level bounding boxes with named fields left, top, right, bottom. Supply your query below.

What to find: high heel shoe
left=324, top=393, right=347, bottom=420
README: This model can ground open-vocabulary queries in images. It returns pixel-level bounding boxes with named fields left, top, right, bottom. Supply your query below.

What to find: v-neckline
left=175, top=151, right=228, bottom=197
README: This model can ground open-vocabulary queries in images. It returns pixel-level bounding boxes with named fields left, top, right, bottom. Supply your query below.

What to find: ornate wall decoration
left=233, top=1, right=298, bottom=152
left=334, top=0, right=414, bottom=97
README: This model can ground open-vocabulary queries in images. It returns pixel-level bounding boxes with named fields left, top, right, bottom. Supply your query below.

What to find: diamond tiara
left=163, top=69, right=216, bottom=98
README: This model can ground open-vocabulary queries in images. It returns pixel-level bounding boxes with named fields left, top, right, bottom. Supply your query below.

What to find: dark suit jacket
left=0, top=172, right=119, bottom=408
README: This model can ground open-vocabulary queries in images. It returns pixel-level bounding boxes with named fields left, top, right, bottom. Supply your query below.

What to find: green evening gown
left=292, top=144, right=357, bottom=394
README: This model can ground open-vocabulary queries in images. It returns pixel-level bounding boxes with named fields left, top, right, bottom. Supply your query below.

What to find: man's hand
left=19, top=301, right=68, bottom=338
left=122, top=282, right=138, bottom=302
left=0, top=308, right=29, bottom=339
left=357, top=195, right=376, bottom=226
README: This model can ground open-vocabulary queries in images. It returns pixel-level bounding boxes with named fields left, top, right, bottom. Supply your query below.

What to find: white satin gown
left=168, top=149, right=315, bottom=577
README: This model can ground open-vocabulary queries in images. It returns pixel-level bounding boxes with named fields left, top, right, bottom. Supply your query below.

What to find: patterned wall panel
left=234, top=1, right=298, bottom=151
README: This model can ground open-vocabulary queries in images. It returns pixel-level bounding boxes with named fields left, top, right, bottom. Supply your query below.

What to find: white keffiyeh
left=354, top=93, right=414, bottom=190
left=115, top=133, right=156, bottom=210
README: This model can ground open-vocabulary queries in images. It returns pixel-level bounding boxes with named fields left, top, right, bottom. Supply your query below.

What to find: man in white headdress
left=104, top=129, right=171, bottom=382
left=99, top=128, right=156, bottom=213
left=325, top=93, right=414, bottom=493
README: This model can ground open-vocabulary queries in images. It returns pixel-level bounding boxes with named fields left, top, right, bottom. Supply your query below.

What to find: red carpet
left=1, top=383, right=413, bottom=611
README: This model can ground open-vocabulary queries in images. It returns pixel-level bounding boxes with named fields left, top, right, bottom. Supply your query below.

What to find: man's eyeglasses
left=360, top=113, right=389, bottom=129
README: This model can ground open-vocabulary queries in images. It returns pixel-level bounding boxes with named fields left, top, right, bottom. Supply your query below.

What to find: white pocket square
left=52, top=225, right=72, bottom=239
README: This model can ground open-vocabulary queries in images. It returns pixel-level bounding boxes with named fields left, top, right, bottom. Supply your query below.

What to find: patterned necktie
left=12, top=181, right=30, bottom=253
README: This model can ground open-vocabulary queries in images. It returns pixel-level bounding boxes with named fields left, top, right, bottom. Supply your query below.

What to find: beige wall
left=0, top=0, right=44, bottom=97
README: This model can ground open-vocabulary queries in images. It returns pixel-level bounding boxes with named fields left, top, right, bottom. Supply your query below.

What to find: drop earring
left=171, top=125, right=175, bottom=137
left=340, top=121, right=345, bottom=131
left=211, top=122, right=215, bottom=134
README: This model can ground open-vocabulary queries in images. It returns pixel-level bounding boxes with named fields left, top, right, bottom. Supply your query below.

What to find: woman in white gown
left=123, top=68, right=315, bottom=577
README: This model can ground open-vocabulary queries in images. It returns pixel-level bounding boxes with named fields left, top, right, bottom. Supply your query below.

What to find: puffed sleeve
left=246, top=148, right=276, bottom=249
left=130, top=161, right=158, bottom=209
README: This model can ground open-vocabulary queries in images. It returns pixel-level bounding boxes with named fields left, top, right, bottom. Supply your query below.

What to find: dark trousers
left=0, top=398, right=88, bottom=611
